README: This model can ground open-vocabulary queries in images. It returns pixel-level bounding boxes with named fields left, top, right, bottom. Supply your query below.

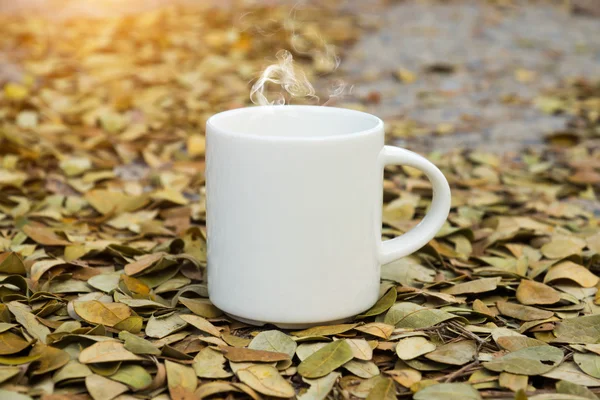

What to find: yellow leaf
left=73, top=301, right=132, bottom=327
left=4, top=83, right=28, bottom=100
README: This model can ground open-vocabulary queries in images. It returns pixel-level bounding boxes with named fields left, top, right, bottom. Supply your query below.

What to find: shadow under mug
left=206, top=105, right=451, bottom=328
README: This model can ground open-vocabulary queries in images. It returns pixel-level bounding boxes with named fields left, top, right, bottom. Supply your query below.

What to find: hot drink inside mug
left=206, top=105, right=451, bottom=328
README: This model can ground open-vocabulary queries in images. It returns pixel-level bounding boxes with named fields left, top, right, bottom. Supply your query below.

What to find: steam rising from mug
left=248, top=4, right=349, bottom=106
left=249, top=50, right=317, bottom=106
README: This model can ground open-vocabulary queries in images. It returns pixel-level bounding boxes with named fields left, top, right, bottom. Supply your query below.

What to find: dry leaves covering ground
left=0, top=2, right=599, bottom=400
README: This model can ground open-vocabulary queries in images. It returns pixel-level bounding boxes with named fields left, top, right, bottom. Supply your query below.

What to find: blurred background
left=0, top=0, right=599, bottom=159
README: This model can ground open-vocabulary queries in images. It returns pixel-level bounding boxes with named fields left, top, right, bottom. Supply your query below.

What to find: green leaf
left=574, top=353, right=600, bottom=379
left=292, top=323, right=357, bottom=338
left=556, top=380, right=599, bottom=399
left=553, top=315, right=600, bottom=344
left=357, top=287, right=396, bottom=318
left=119, top=331, right=161, bottom=355
left=384, top=302, right=424, bottom=326
left=543, top=362, right=600, bottom=387
left=366, top=376, right=396, bottom=400
left=441, top=277, right=500, bottom=295
left=483, top=345, right=563, bottom=375
left=110, top=364, right=152, bottom=390
left=298, top=340, right=353, bottom=378
left=395, top=308, right=466, bottom=329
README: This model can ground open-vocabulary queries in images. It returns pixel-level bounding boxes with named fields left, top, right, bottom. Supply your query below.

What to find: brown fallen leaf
left=79, top=341, right=145, bottom=364
left=218, top=346, right=290, bottom=363
left=73, top=301, right=132, bottom=327
left=496, top=301, right=554, bottom=321
left=179, top=314, right=221, bottom=337
left=515, top=280, right=561, bottom=305
left=543, top=261, right=599, bottom=288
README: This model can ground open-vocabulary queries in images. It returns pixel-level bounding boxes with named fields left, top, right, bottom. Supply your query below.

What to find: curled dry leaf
left=179, top=314, right=221, bottom=337
left=544, top=261, right=599, bottom=288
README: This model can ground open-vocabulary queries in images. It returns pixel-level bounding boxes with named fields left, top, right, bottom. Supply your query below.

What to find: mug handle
left=379, top=146, right=452, bottom=265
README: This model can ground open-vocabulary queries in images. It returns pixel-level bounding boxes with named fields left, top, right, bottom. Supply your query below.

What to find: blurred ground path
left=342, top=1, right=600, bottom=152
left=2, top=0, right=599, bottom=152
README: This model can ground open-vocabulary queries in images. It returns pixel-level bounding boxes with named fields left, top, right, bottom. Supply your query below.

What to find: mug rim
left=206, top=105, right=384, bottom=142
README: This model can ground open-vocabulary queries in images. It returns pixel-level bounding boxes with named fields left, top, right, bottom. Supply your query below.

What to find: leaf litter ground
left=0, top=1, right=599, bottom=400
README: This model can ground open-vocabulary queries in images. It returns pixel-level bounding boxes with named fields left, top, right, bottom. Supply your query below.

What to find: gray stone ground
left=341, top=1, right=600, bottom=152
left=1, top=0, right=599, bottom=152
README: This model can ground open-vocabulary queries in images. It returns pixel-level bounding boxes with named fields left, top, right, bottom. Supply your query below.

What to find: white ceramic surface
left=206, top=105, right=451, bottom=327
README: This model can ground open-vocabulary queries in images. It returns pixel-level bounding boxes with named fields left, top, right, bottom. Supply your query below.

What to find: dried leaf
left=574, top=353, right=600, bottom=379
left=7, top=302, right=50, bottom=344
left=298, top=340, right=353, bottom=378
left=516, top=280, right=561, bottom=305
left=556, top=380, right=599, bottom=399
left=179, top=314, right=221, bottom=337
left=249, top=330, right=297, bottom=358
left=119, top=331, right=160, bottom=355
left=298, top=371, right=340, bottom=400
left=79, top=341, right=145, bottom=364
left=425, top=340, right=476, bottom=365
left=366, top=376, right=396, bottom=400
left=395, top=337, right=436, bottom=360
left=414, top=382, right=482, bottom=400
left=73, top=301, right=132, bottom=327
left=483, top=345, right=563, bottom=375
left=237, top=364, right=295, bottom=398
left=146, top=313, right=187, bottom=339
left=355, top=323, right=394, bottom=339
left=357, top=287, right=396, bottom=317
left=193, top=347, right=232, bottom=379
left=441, top=277, right=501, bottom=295
left=345, top=338, right=373, bottom=361
left=166, top=360, right=197, bottom=398
left=344, top=359, right=379, bottom=378
left=542, top=362, right=600, bottom=387
left=496, top=301, right=554, bottom=321
left=31, top=344, right=70, bottom=376
left=0, top=331, right=31, bottom=355
left=179, top=297, right=222, bottom=318
left=110, top=364, right=153, bottom=390
left=544, top=261, right=599, bottom=288
left=219, top=345, right=290, bottom=362
left=553, top=315, right=600, bottom=344
left=292, top=323, right=358, bottom=338
left=86, top=374, right=128, bottom=400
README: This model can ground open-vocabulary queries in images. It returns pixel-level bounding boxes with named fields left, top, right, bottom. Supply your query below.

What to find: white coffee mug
left=206, top=105, right=451, bottom=328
